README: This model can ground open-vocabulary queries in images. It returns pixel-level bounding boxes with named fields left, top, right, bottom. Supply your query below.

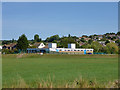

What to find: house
left=109, top=40, right=115, bottom=43
left=48, top=43, right=94, bottom=54
left=79, top=42, right=86, bottom=46
left=117, top=35, right=120, bottom=39
left=79, top=37, right=82, bottom=39
left=96, top=35, right=103, bottom=40
left=2, top=43, right=17, bottom=50
left=84, top=38, right=91, bottom=41
left=27, top=43, right=94, bottom=54
left=98, top=41, right=106, bottom=46
left=33, top=42, right=45, bottom=48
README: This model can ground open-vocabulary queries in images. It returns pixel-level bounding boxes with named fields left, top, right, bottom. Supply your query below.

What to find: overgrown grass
left=3, top=75, right=119, bottom=88
left=2, top=54, right=118, bottom=88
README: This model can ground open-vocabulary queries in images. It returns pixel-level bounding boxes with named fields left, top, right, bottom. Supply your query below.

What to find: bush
left=2, top=49, right=19, bottom=54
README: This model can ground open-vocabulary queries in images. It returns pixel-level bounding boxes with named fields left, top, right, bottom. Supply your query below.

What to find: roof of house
left=33, top=42, right=45, bottom=47
left=43, top=45, right=48, bottom=48
left=3, top=43, right=16, bottom=47
left=33, top=43, right=41, bottom=47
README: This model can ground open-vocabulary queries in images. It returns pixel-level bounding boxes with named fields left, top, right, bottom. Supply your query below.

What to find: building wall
left=27, top=43, right=94, bottom=54
left=38, top=43, right=45, bottom=48
left=68, top=44, right=76, bottom=49
left=49, top=48, right=93, bottom=54
left=48, top=43, right=57, bottom=48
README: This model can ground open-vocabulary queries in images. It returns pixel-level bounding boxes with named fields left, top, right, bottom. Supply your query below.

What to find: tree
left=106, top=42, right=118, bottom=54
left=91, top=41, right=103, bottom=53
left=80, top=38, right=86, bottom=42
left=68, top=34, right=71, bottom=37
left=17, top=34, right=29, bottom=52
left=82, top=35, right=88, bottom=38
left=105, top=40, right=110, bottom=45
left=81, top=44, right=91, bottom=48
left=34, top=34, right=41, bottom=42
left=60, top=37, right=76, bottom=48
left=11, top=38, right=16, bottom=43
left=112, top=36, right=116, bottom=40
left=117, top=31, right=120, bottom=35
left=45, top=35, right=60, bottom=42
left=100, top=35, right=106, bottom=41
left=89, top=35, right=94, bottom=40
left=115, top=39, right=120, bottom=44
left=88, top=39, right=93, bottom=44
left=107, top=36, right=111, bottom=39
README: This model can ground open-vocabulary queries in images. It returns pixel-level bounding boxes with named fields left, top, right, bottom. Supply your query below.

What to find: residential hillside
left=1, top=32, right=120, bottom=54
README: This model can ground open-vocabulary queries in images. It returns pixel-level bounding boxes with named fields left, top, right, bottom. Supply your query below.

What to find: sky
left=2, top=2, right=118, bottom=40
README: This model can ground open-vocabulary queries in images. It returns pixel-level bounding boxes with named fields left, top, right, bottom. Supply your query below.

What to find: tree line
left=2, top=32, right=120, bottom=54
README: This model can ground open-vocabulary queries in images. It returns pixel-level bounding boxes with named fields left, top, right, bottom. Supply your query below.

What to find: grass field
left=2, top=54, right=118, bottom=88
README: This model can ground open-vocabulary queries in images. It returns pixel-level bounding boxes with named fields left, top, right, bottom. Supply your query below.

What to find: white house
left=68, top=43, right=76, bottom=49
left=38, top=43, right=45, bottom=48
left=48, top=43, right=57, bottom=48
left=33, top=42, right=45, bottom=48
left=48, top=43, right=93, bottom=54
left=27, top=43, right=94, bottom=54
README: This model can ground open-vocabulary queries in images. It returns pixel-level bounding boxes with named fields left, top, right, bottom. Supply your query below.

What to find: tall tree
left=88, top=39, right=93, bottom=44
left=117, top=31, right=120, bottom=35
left=106, top=42, right=118, bottom=54
left=34, top=34, right=41, bottom=42
left=17, top=34, right=29, bottom=51
left=68, top=34, right=71, bottom=37
left=105, top=40, right=110, bottom=45
left=45, top=35, right=60, bottom=42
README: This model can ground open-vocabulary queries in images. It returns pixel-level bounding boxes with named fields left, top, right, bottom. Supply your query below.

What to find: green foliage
left=2, top=54, right=118, bottom=88
left=88, top=39, right=93, bottom=44
left=2, top=49, right=19, bottom=54
left=68, top=34, right=71, bottom=37
left=107, top=36, right=111, bottom=39
left=45, top=35, right=60, bottom=42
left=17, top=34, right=29, bottom=51
left=28, top=45, right=37, bottom=48
left=81, top=44, right=91, bottom=48
left=82, top=35, right=88, bottom=38
left=106, top=42, right=118, bottom=54
left=91, top=41, right=103, bottom=53
left=115, top=39, right=120, bottom=44
left=105, top=32, right=115, bottom=36
left=59, top=37, right=76, bottom=48
left=105, top=40, right=110, bottom=45
left=80, top=38, right=86, bottom=42
left=34, top=34, right=41, bottom=42
left=89, top=35, right=94, bottom=39
left=100, top=38, right=106, bottom=41
left=2, top=40, right=17, bottom=45
left=112, top=36, right=116, bottom=39
left=117, top=31, right=120, bottom=35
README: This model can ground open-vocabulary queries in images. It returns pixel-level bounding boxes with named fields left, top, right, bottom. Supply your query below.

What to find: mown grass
left=2, top=54, right=118, bottom=88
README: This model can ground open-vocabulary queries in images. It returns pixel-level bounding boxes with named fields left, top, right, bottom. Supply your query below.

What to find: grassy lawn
left=2, top=54, right=118, bottom=88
